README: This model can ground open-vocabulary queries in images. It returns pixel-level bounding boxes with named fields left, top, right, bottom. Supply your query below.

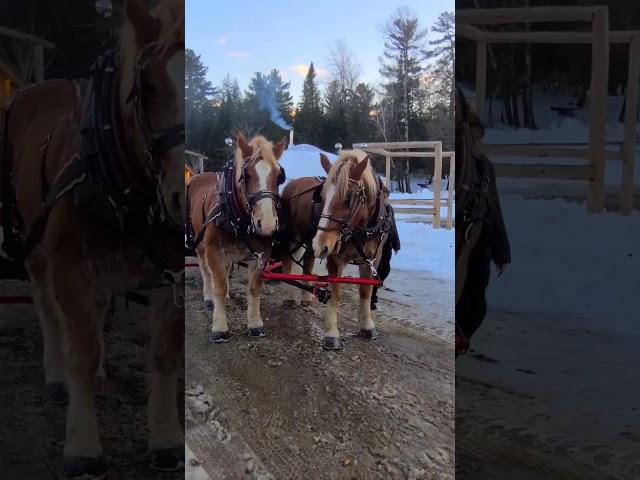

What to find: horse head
left=235, top=134, right=286, bottom=237
left=120, top=0, right=185, bottom=228
left=312, top=150, right=378, bottom=260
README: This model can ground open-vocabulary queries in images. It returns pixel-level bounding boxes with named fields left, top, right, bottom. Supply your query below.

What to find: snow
left=393, top=221, right=454, bottom=281
left=487, top=195, right=640, bottom=334
left=279, top=144, right=336, bottom=181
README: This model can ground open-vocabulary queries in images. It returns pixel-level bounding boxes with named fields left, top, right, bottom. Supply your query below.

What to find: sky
left=186, top=0, right=453, bottom=103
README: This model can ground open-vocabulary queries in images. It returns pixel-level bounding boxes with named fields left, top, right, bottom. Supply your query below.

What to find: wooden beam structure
left=353, top=141, right=454, bottom=229
left=459, top=6, right=639, bottom=215
left=621, top=36, right=640, bottom=214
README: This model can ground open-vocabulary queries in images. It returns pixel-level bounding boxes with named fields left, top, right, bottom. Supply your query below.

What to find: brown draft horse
left=2, top=0, right=185, bottom=476
left=281, top=150, right=388, bottom=350
left=187, top=134, right=286, bottom=343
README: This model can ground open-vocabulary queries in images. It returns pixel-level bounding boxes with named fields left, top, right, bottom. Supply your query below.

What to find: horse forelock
left=234, top=135, right=278, bottom=182
left=324, top=150, right=378, bottom=207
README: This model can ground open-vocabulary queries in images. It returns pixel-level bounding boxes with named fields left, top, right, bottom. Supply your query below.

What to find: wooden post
left=587, top=9, right=609, bottom=213
left=621, top=36, right=640, bottom=214
left=447, top=152, right=455, bottom=230
left=385, top=155, right=391, bottom=190
left=33, top=44, right=44, bottom=83
left=475, top=41, right=487, bottom=124
left=433, top=143, right=442, bottom=229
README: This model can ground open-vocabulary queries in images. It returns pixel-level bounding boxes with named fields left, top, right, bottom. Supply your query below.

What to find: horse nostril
left=319, top=246, right=329, bottom=260
left=171, top=192, right=182, bottom=211
left=257, top=219, right=262, bottom=229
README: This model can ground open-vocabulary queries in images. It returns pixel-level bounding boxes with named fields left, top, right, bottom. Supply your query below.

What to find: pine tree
left=244, top=70, right=293, bottom=139
left=379, top=8, right=428, bottom=192
left=425, top=11, right=454, bottom=116
left=185, top=48, right=216, bottom=113
left=294, top=62, right=323, bottom=146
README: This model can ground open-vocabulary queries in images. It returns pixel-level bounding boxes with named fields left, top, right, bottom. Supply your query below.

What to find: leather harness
left=1, top=46, right=185, bottom=304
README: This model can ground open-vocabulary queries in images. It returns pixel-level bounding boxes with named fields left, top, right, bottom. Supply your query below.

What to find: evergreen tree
left=379, top=7, right=428, bottom=191
left=185, top=48, right=216, bottom=113
left=320, top=80, right=348, bottom=151
left=294, top=62, right=323, bottom=145
left=425, top=11, right=454, bottom=116
left=244, top=70, right=293, bottom=140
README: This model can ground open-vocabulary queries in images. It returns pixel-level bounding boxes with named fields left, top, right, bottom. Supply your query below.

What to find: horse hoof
left=248, top=327, right=266, bottom=338
left=61, top=456, right=107, bottom=479
left=204, top=300, right=214, bottom=311
left=370, top=303, right=377, bottom=311
left=46, top=382, right=69, bottom=405
left=150, top=447, right=185, bottom=472
left=323, top=337, right=343, bottom=351
left=208, top=330, right=230, bottom=343
left=282, top=299, right=297, bottom=308
left=358, top=328, right=379, bottom=340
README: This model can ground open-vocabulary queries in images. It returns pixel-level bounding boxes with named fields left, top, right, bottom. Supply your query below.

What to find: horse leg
left=281, top=246, right=297, bottom=307
left=197, top=252, right=214, bottom=311
left=358, top=265, right=378, bottom=339
left=225, top=262, right=232, bottom=301
left=50, top=258, right=106, bottom=477
left=205, top=246, right=230, bottom=343
left=300, top=253, right=315, bottom=306
left=148, top=295, right=184, bottom=471
left=246, top=263, right=266, bottom=337
left=27, top=255, right=68, bottom=404
left=323, top=258, right=344, bottom=350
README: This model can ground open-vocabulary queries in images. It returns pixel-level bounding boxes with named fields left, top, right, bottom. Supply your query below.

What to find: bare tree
left=326, top=40, right=363, bottom=97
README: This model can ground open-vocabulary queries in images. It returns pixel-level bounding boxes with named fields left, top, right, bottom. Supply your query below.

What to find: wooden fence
left=352, top=141, right=455, bottom=229
left=458, top=6, right=639, bottom=215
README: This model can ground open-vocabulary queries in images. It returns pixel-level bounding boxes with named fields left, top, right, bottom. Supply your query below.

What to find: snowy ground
left=460, top=193, right=640, bottom=477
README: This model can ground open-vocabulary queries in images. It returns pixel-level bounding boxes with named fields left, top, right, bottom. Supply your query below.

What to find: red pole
left=261, top=271, right=382, bottom=286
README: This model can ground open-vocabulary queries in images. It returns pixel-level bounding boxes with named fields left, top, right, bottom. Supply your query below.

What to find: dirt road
left=0, top=280, right=184, bottom=480
left=185, top=261, right=455, bottom=479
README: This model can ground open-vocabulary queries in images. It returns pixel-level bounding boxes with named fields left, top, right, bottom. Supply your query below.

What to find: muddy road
left=0, top=280, right=184, bottom=480
left=185, top=261, right=454, bottom=479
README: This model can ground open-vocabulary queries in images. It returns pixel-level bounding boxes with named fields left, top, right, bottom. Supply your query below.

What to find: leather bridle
left=125, top=39, right=185, bottom=228
left=317, top=178, right=367, bottom=237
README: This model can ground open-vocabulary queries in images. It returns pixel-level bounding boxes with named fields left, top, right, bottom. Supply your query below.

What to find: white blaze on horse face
left=252, top=160, right=278, bottom=236
left=312, top=182, right=338, bottom=258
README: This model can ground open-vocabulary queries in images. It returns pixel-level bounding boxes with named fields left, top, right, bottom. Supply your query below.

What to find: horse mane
left=234, top=135, right=278, bottom=180
left=324, top=149, right=378, bottom=207
left=119, top=0, right=184, bottom=108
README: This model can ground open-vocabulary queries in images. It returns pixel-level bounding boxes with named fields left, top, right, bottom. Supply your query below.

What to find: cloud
left=226, top=51, right=251, bottom=58
left=290, top=64, right=330, bottom=78
left=216, top=36, right=227, bottom=45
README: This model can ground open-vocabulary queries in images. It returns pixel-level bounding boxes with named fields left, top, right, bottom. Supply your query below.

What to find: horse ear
left=273, top=137, right=287, bottom=160
left=320, top=153, right=333, bottom=174
left=125, top=0, right=160, bottom=47
left=350, top=156, right=369, bottom=180
left=236, top=133, right=253, bottom=158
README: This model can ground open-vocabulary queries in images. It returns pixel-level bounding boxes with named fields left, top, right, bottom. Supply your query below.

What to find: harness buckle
left=253, top=251, right=265, bottom=270
left=162, top=269, right=185, bottom=308
left=366, top=259, right=378, bottom=278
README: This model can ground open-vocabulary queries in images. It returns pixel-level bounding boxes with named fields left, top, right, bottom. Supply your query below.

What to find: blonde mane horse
left=3, top=0, right=185, bottom=476
left=281, top=150, right=387, bottom=350
left=187, top=134, right=286, bottom=343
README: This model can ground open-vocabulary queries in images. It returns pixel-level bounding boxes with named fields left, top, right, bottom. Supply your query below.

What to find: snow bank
left=393, top=222, right=454, bottom=281
left=487, top=196, right=640, bottom=334
left=279, top=144, right=336, bottom=180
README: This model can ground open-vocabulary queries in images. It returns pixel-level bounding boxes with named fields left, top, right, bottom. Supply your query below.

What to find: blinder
left=278, top=165, right=286, bottom=185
